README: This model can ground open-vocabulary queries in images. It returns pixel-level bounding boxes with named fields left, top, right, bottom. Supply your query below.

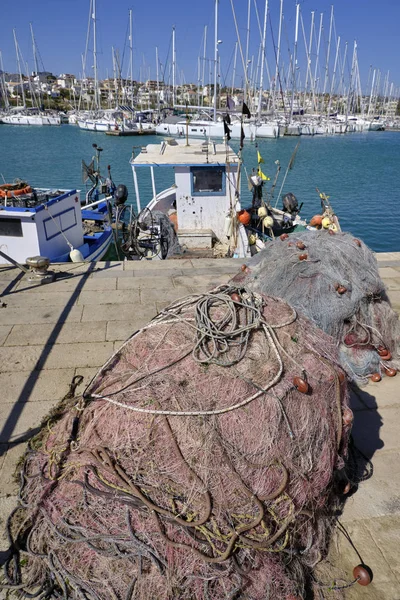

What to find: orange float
left=236, top=209, right=251, bottom=225
left=309, top=214, right=323, bottom=227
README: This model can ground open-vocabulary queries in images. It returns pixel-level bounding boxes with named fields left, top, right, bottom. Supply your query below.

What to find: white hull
left=2, top=113, right=61, bottom=126
left=156, top=120, right=257, bottom=141
left=255, top=122, right=281, bottom=138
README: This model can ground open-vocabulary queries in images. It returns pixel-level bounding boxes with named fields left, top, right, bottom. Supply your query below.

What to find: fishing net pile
left=233, top=230, right=400, bottom=384
left=2, top=286, right=352, bottom=600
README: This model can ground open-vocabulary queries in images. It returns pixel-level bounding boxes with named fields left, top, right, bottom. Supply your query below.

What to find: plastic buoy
left=70, top=248, right=85, bottom=263
left=248, top=234, right=257, bottom=245
left=381, top=351, right=392, bottom=361
left=230, top=293, right=241, bottom=303
left=337, top=285, right=347, bottom=295
left=298, top=253, right=308, bottom=261
left=263, top=216, right=274, bottom=228
left=322, top=216, right=331, bottom=229
left=383, top=366, right=397, bottom=377
left=293, top=377, right=309, bottom=394
left=257, top=206, right=267, bottom=218
left=370, top=373, right=381, bottom=382
left=354, top=238, right=362, bottom=247
left=377, top=346, right=388, bottom=357
left=309, top=215, right=323, bottom=227
left=241, top=264, right=247, bottom=272
left=280, top=233, right=289, bottom=241
left=353, top=564, right=372, bottom=586
left=237, top=210, right=251, bottom=225
left=296, top=241, right=306, bottom=250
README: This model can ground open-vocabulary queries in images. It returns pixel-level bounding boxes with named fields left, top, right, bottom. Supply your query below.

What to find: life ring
left=0, top=184, right=32, bottom=198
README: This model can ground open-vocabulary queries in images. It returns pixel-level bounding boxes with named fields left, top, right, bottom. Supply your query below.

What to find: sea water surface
left=0, top=125, right=399, bottom=252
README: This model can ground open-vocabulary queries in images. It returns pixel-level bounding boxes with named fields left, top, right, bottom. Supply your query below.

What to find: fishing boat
left=0, top=145, right=125, bottom=264
left=121, top=138, right=251, bottom=260
left=0, top=187, right=115, bottom=264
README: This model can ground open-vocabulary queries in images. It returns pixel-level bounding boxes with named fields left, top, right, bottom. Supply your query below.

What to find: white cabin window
left=0, top=218, right=23, bottom=237
left=191, top=167, right=225, bottom=196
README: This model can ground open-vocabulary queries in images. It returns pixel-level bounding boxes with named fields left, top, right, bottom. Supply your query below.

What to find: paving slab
left=0, top=325, right=12, bottom=345
left=77, top=289, right=140, bottom=305
left=37, top=341, right=115, bottom=370
left=0, top=400, right=58, bottom=443
left=81, top=302, right=157, bottom=323
left=173, top=274, right=232, bottom=287
left=139, top=286, right=193, bottom=303
left=0, top=305, right=83, bottom=325
left=342, top=450, right=400, bottom=522
left=378, top=266, right=400, bottom=279
left=0, top=344, right=45, bottom=372
left=351, top=406, right=400, bottom=457
left=2, top=290, right=78, bottom=308
left=106, top=320, right=146, bottom=342
left=131, top=268, right=185, bottom=278
left=122, top=258, right=195, bottom=270
left=386, top=289, right=400, bottom=310
left=0, top=368, right=75, bottom=404
left=5, top=321, right=107, bottom=346
left=16, top=275, right=117, bottom=293
left=91, top=268, right=133, bottom=278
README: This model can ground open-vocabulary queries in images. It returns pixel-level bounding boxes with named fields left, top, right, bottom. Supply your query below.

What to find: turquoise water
left=0, top=124, right=399, bottom=252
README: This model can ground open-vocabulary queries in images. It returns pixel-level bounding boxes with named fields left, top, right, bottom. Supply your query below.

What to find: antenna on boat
left=185, top=103, right=190, bottom=146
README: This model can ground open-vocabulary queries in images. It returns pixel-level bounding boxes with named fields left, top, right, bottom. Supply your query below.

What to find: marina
left=1, top=1, right=400, bottom=597
left=1, top=126, right=400, bottom=254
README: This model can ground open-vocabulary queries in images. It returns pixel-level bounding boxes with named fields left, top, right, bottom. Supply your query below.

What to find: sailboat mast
left=231, top=41, right=238, bottom=96
left=0, top=52, right=10, bottom=110
left=92, top=0, right=99, bottom=110
left=13, top=29, right=26, bottom=108
left=323, top=5, right=334, bottom=97
left=257, top=0, right=268, bottom=120
left=213, top=0, right=219, bottom=122
left=29, top=23, right=41, bottom=109
left=368, top=67, right=376, bottom=117
left=304, top=11, right=314, bottom=111
left=129, top=8, right=133, bottom=108
left=273, top=0, right=283, bottom=113
left=172, top=26, right=176, bottom=107
left=327, top=36, right=340, bottom=117
left=313, top=12, right=323, bottom=112
left=156, top=46, right=160, bottom=113
left=289, top=3, right=300, bottom=124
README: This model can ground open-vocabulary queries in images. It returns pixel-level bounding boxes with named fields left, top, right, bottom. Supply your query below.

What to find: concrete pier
left=0, top=253, right=399, bottom=598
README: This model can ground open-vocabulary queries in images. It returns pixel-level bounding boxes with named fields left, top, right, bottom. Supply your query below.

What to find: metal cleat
left=25, top=256, right=55, bottom=284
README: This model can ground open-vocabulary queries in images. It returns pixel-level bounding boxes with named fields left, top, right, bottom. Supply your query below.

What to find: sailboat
left=1, top=28, right=61, bottom=126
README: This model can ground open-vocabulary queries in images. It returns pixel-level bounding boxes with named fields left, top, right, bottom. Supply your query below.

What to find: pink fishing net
left=3, top=287, right=352, bottom=600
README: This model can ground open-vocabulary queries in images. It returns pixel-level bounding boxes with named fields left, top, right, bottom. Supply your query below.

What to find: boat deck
left=0, top=253, right=400, bottom=598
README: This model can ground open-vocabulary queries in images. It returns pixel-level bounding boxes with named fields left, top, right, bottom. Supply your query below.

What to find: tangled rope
left=88, top=286, right=297, bottom=416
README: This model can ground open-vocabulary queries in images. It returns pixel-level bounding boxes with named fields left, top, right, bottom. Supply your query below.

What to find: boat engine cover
left=115, top=184, right=128, bottom=205
left=282, top=192, right=298, bottom=214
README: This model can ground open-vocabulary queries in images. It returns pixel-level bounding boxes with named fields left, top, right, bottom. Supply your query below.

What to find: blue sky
left=2, top=0, right=400, bottom=94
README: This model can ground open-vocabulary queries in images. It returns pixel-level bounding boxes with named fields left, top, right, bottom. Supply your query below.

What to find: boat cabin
left=0, top=189, right=110, bottom=264
left=130, top=139, right=249, bottom=257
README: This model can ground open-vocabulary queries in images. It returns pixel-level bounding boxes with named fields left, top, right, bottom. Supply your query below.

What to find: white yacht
left=2, top=109, right=61, bottom=126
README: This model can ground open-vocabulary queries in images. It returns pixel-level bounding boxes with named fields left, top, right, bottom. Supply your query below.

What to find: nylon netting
left=232, top=230, right=400, bottom=384
left=2, top=287, right=353, bottom=600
